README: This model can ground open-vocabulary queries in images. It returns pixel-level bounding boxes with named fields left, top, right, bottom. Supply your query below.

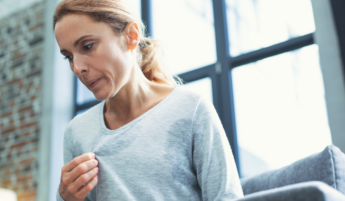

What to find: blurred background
left=0, top=0, right=345, bottom=200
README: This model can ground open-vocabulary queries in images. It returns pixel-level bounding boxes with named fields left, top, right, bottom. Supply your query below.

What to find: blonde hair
left=53, top=0, right=182, bottom=86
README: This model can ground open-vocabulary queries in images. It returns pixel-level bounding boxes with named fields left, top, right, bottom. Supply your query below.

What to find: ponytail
left=138, top=37, right=182, bottom=86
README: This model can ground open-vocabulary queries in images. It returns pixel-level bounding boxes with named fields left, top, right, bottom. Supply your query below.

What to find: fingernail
left=90, top=153, right=95, bottom=158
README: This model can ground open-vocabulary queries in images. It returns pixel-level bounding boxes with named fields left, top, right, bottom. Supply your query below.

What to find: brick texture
left=0, top=2, right=44, bottom=201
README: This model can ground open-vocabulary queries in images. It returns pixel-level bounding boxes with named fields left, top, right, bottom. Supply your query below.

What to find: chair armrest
left=233, top=181, right=345, bottom=201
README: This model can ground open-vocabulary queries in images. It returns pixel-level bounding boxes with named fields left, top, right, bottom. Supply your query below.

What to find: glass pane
left=76, top=78, right=96, bottom=105
left=226, top=0, right=316, bottom=57
left=183, top=78, right=213, bottom=104
left=231, top=44, right=331, bottom=178
left=152, top=0, right=216, bottom=75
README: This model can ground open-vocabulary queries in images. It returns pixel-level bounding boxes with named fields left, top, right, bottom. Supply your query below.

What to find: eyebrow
left=74, top=35, right=93, bottom=47
left=60, top=35, right=94, bottom=54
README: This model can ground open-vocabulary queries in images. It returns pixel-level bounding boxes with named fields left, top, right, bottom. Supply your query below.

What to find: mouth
left=87, top=78, right=101, bottom=89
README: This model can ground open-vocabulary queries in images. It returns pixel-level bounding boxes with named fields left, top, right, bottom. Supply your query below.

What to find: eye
left=83, top=43, right=93, bottom=50
left=64, top=55, right=73, bottom=61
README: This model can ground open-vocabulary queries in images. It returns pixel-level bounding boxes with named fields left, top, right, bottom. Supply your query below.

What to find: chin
left=94, top=84, right=120, bottom=100
left=94, top=91, right=111, bottom=101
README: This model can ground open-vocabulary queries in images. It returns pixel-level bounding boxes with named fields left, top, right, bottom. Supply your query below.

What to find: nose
left=72, top=55, right=88, bottom=75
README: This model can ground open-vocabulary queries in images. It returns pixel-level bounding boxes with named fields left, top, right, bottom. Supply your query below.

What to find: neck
left=104, top=65, right=155, bottom=122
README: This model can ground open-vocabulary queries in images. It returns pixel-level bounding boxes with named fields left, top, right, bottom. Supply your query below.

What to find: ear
left=125, top=21, right=140, bottom=51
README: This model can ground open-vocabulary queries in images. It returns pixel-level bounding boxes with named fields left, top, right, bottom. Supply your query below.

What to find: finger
left=66, top=159, right=98, bottom=185
left=68, top=167, right=99, bottom=194
left=74, top=174, right=98, bottom=200
left=63, top=153, right=95, bottom=173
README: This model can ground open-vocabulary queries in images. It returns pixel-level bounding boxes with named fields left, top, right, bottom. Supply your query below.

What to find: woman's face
left=54, top=14, right=139, bottom=100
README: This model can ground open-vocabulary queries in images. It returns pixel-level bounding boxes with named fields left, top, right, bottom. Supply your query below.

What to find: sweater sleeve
left=192, top=97, right=244, bottom=201
left=56, top=127, right=91, bottom=201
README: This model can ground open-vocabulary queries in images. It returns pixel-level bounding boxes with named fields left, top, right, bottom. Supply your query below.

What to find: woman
left=54, top=0, right=243, bottom=200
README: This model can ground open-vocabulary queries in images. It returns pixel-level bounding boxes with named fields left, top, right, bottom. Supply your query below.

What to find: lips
left=86, top=77, right=101, bottom=88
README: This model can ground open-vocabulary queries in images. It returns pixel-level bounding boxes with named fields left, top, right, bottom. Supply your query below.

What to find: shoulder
left=161, top=86, right=205, bottom=115
left=172, top=85, right=204, bottom=106
left=169, top=85, right=216, bottom=119
left=173, top=86, right=214, bottom=114
left=65, top=101, right=104, bottom=133
left=151, top=86, right=206, bottom=122
left=189, top=91, right=219, bottom=126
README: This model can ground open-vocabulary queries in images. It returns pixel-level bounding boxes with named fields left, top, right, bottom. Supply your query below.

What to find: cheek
left=98, top=40, right=130, bottom=85
left=107, top=55, right=129, bottom=80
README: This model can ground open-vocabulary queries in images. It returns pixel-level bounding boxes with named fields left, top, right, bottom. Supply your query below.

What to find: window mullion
left=212, top=0, right=241, bottom=176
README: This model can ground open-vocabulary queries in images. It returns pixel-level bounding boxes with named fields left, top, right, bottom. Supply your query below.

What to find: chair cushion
left=235, top=181, right=345, bottom=201
left=240, top=145, right=345, bottom=195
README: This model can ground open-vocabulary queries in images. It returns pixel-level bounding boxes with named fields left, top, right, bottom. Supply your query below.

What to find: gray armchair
left=235, top=145, right=345, bottom=201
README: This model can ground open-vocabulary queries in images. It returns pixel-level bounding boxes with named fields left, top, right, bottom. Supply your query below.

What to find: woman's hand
left=59, top=153, right=99, bottom=201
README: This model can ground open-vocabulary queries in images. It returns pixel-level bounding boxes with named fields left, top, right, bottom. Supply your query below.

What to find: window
left=227, top=0, right=331, bottom=177
left=232, top=44, right=331, bottom=177
left=73, top=0, right=332, bottom=179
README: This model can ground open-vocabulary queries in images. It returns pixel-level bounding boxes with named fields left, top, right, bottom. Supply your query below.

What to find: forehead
left=54, top=14, right=110, bottom=45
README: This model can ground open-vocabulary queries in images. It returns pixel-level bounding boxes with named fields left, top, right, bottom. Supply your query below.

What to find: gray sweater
left=57, top=86, right=244, bottom=201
